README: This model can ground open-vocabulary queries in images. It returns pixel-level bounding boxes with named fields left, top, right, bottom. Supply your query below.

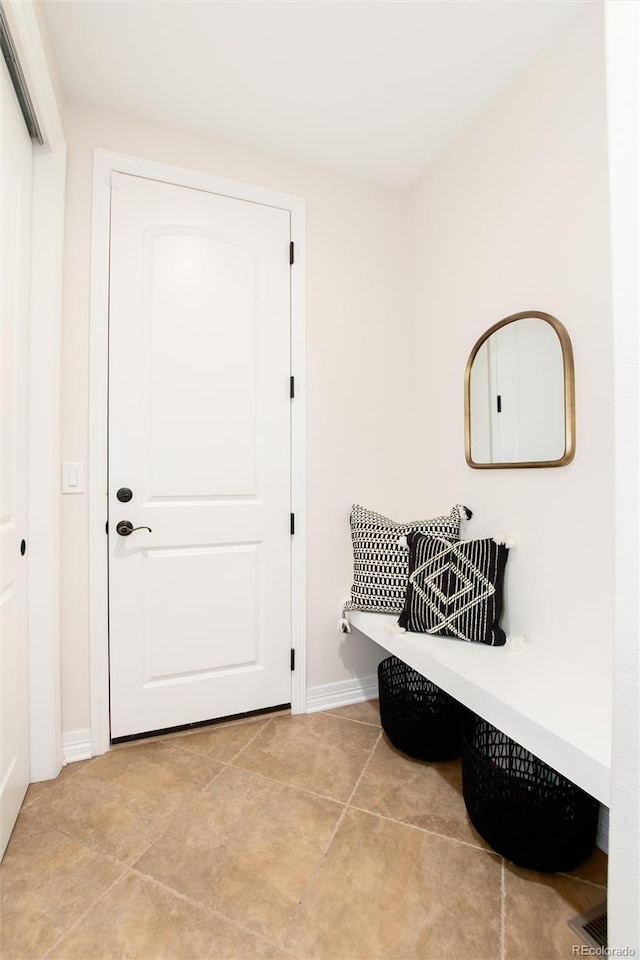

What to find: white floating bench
left=347, top=611, right=612, bottom=806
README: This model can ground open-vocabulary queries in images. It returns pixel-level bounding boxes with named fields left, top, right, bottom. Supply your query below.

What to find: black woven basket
left=377, top=656, right=464, bottom=761
left=462, top=716, right=599, bottom=872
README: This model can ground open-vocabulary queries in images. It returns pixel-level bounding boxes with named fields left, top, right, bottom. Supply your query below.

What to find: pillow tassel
left=506, top=634, right=526, bottom=652
left=384, top=621, right=406, bottom=635
left=494, top=534, right=517, bottom=548
left=338, top=603, right=352, bottom=633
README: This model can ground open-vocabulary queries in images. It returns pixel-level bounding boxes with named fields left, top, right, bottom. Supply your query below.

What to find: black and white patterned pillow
left=398, top=532, right=508, bottom=646
left=343, top=504, right=471, bottom=618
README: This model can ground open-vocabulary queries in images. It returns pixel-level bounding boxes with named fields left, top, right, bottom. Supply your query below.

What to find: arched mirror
left=464, top=311, right=575, bottom=469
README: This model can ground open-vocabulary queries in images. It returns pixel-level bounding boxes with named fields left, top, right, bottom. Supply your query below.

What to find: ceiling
left=43, top=0, right=586, bottom=188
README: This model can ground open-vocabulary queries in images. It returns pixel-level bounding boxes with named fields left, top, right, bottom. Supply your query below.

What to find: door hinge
left=289, top=241, right=294, bottom=265
left=290, top=648, right=295, bottom=671
left=105, top=520, right=109, bottom=534
left=496, top=395, right=502, bottom=413
left=290, top=513, right=295, bottom=535
left=290, top=375, right=295, bottom=399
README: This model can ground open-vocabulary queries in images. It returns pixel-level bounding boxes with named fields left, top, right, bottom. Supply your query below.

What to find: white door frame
left=2, top=0, right=67, bottom=783
left=28, top=142, right=66, bottom=782
left=89, top=150, right=306, bottom=755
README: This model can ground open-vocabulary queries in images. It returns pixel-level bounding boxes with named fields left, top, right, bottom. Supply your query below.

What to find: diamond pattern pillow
left=398, top=532, right=509, bottom=646
left=344, top=504, right=471, bottom=617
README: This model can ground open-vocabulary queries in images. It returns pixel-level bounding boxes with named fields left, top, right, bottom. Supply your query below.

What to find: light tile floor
left=1, top=701, right=607, bottom=960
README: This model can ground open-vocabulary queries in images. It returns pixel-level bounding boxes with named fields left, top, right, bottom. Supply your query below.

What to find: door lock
left=116, top=520, right=152, bottom=537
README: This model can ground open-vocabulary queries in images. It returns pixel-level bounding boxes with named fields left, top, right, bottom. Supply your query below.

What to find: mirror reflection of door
left=467, top=313, right=573, bottom=467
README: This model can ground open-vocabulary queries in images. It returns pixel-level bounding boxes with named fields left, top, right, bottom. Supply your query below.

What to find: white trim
left=596, top=806, right=609, bottom=854
left=28, top=142, right=66, bottom=783
left=0, top=0, right=64, bottom=147
left=290, top=209, right=306, bottom=716
left=305, top=675, right=379, bottom=714
left=605, top=0, right=640, bottom=950
left=88, top=155, right=112, bottom=757
left=3, top=0, right=67, bottom=783
left=89, top=149, right=306, bottom=753
left=62, top=730, right=93, bottom=765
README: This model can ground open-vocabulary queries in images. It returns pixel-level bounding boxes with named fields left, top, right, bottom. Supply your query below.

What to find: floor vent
left=568, top=902, right=608, bottom=950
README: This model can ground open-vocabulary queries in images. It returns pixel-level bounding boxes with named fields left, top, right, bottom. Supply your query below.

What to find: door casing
left=2, top=0, right=67, bottom=784
left=89, top=150, right=306, bottom=755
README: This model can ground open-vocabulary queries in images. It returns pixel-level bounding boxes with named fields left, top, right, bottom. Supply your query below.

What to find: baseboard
left=305, top=674, right=378, bottom=714
left=596, top=805, right=609, bottom=853
left=62, top=729, right=93, bottom=765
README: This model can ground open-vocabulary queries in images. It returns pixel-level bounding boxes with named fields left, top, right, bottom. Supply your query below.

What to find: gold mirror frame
left=464, top=311, right=575, bottom=469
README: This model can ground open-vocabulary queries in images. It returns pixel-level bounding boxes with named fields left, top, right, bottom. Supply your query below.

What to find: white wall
left=33, top=1, right=65, bottom=118
left=405, top=4, right=613, bottom=676
left=59, top=102, right=408, bottom=732
left=60, top=4, right=615, bottom=730
left=605, top=0, right=639, bottom=949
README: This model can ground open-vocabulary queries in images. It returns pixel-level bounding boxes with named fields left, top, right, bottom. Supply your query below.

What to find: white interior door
left=108, top=173, right=292, bottom=739
left=1, top=59, right=33, bottom=856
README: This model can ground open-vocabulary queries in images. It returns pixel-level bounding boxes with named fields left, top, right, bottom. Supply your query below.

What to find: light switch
left=62, top=462, right=85, bottom=494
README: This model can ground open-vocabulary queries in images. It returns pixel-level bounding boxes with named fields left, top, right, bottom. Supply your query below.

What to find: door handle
left=116, top=520, right=152, bottom=537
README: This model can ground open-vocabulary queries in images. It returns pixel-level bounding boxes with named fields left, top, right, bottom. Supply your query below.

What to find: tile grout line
left=14, top=710, right=607, bottom=960
left=24, top=750, right=229, bottom=873
left=346, top=729, right=383, bottom=807
left=279, top=728, right=384, bottom=946
left=170, top=712, right=607, bottom=888
left=127, top=716, right=381, bottom=955
left=126, top=866, right=300, bottom=959
left=125, top=714, right=360, bottom=954
left=21, top=806, right=136, bottom=871
left=123, top=717, right=344, bottom=955
left=176, top=717, right=499, bottom=854
left=27, top=712, right=366, bottom=853
left=41, top=866, right=129, bottom=959
left=322, top=712, right=382, bottom=729
left=227, top=762, right=345, bottom=807
left=32, top=716, right=341, bottom=901
left=22, top=757, right=95, bottom=809
left=555, top=872, right=608, bottom=890
left=216, top=713, right=483, bottom=853
left=125, top=762, right=230, bottom=868
left=27, top=721, right=295, bottom=955
left=347, top=801, right=497, bottom=854
left=222, top=716, right=277, bottom=764
left=23, top=709, right=607, bottom=960
left=500, top=857, right=506, bottom=960
left=164, top=715, right=275, bottom=764
left=27, top=746, right=294, bottom=958
left=224, top=719, right=496, bottom=854
left=110, top=709, right=290, bottom=751
left=41, top=860, right=298, bottom=960
left=42, top=728, right=609, bottom=884
left=27, top=753, right=605, bottom=937
left=128, top=719, right=282, bottom=867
